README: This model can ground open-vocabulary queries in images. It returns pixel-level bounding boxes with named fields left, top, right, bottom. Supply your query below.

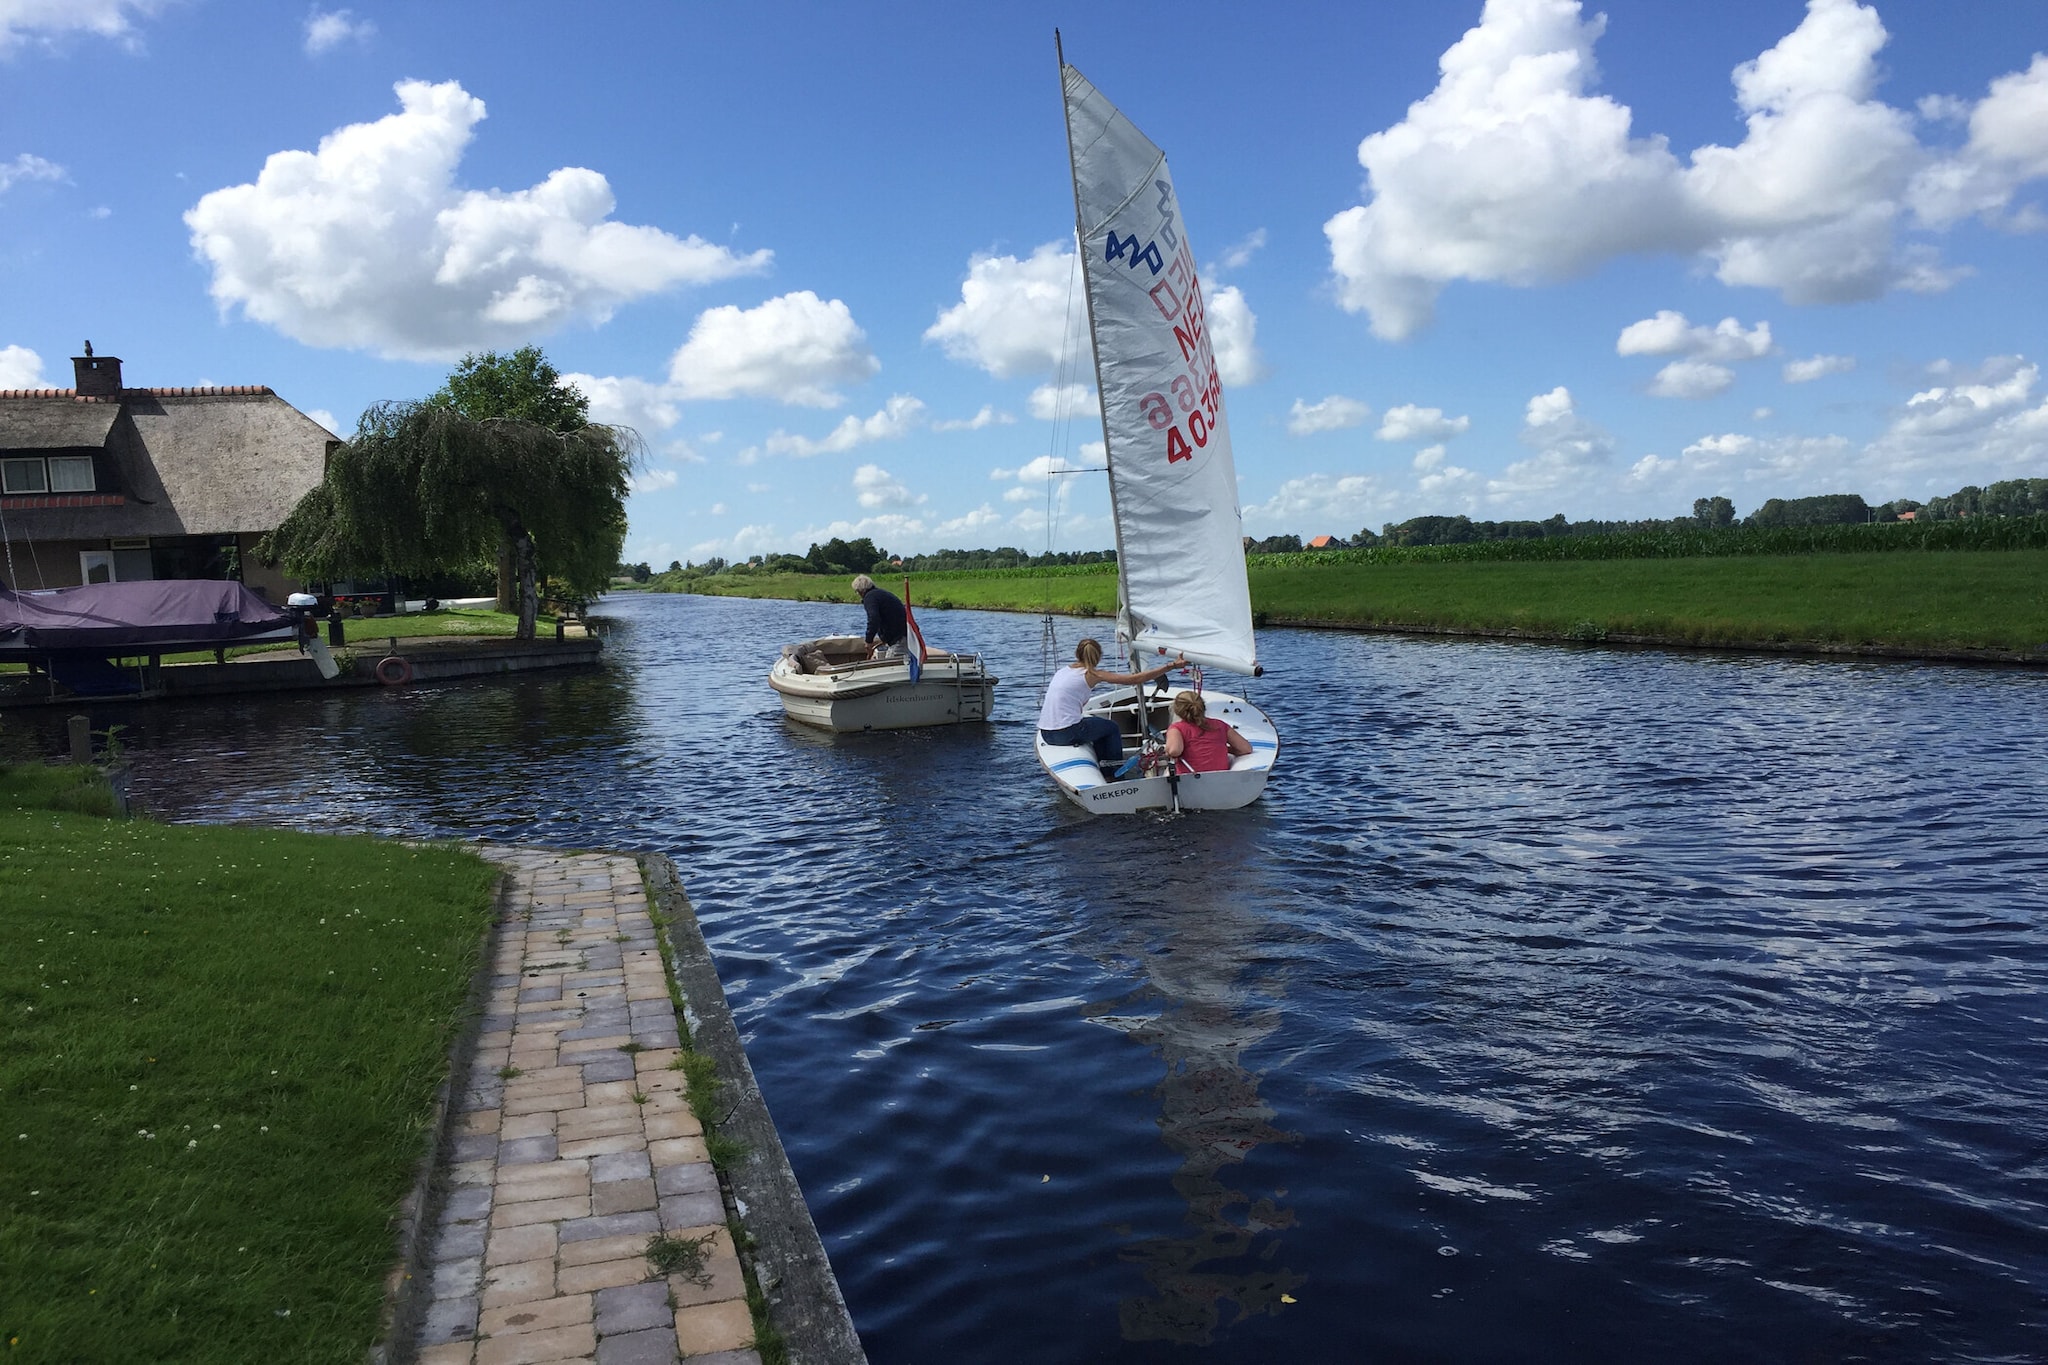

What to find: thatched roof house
left=0, top=346, right=335, bottom=598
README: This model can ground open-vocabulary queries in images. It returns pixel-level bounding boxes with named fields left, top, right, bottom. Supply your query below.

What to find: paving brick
left=653, top=1163, right=717, bottom=1199
left=483, top=1223, right=557, bottom=1268
left=494, top=1169, right=589, bottom=1205
left=417, top=1342, right=477, bottom=1365
left=590, top=1150, right=652, bottom=1184
left=556, top=1232, right=650, bottom=1269
left=419, top=1293, right=479, bottom=1346
left=682, top=1352, right=762, bottom=1365
left=595, top=1326, right=681, bottom=1364
left=473, top=1322, right=596, bottom=1365
left=673, top=1300, right=754, bottom=1358
left=496, top=1156, right=588, bottom=1187
left=489, top=1193, right=590, bottom=1229
left=478, top=1292, right=591, bottom=1338
left=658, top=1191, right=725, bottom=1231
left=559, top=1210, right=660, bottom=1244
left=668, top=1253, right=746, bottom=1310
left=643, top=1111, right=702, bottom=1142
left=478, top=1257, right=555, bottom=1309
left=647, top=1136, right=710, bottom=1168
left=594, top=1280, right=672, bottom=1336
left=500, top=1111, right=557, bottom=1141
left=429, top=1255, right=482, bottom=1297
left=559, top=1132, right=646, bottom=1161
left=557, top=1255, right=652, bottom=1295
left=592, top=1178, right=656, bottom=1216
left=497, top=1134, right=561, bottom=1164
left=440, top=1185, right=494, bottom=1225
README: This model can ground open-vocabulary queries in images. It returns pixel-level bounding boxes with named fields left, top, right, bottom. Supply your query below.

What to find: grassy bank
left=658, top=549, right=2048, bottom=654
left=0, top=766, right=498, bottom=1363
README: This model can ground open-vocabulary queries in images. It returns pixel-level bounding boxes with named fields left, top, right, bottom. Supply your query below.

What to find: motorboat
left=769, top=634, right=996, bottom=731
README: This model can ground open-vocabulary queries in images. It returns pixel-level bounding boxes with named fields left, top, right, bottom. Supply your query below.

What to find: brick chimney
left=72, top=341, right=123, bottom=397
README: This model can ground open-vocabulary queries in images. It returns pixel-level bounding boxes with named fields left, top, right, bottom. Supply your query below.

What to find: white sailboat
left=1034, top=38, right=1281, bottom=814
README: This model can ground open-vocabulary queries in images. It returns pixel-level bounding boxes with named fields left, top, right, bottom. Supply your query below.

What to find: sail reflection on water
left=1071, top=823, right=1304, bottom=1344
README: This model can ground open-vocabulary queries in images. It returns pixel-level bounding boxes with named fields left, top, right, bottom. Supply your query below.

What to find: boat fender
left=375, top=655, right=414, bottom=686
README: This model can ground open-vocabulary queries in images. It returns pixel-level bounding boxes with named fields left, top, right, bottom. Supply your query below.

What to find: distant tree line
left=629, top=479, right=2047, bottom=583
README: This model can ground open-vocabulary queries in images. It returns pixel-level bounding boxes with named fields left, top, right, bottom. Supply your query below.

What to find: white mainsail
left=1062, top=59, right=1258, bottom=676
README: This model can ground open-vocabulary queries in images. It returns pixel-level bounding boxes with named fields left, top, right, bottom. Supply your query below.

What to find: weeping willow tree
left=261, top=399, right=637, bottom=640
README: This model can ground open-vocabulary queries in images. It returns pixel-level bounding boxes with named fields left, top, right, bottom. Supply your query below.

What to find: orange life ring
left=374, top=655, right=413, bottom=686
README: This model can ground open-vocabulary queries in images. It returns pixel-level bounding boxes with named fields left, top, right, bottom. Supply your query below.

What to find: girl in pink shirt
left=1164, top=690, right=1252, bottom=774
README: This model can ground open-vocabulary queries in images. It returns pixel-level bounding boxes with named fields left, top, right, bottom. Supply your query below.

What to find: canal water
left=38, top=591, right=2048, bottom=1362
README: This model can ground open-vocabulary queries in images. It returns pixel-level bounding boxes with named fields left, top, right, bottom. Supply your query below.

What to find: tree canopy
left=260, top=349, right=638, bottom=639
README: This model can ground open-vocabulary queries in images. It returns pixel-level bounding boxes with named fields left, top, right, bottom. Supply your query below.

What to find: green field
left=0, top=766, right=498, bottom=1363
left=660, top=549, right=2048, bottom=654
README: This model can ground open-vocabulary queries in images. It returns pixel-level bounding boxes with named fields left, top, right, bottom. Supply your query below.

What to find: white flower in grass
left=187, top=1139, right=198, bottom=1149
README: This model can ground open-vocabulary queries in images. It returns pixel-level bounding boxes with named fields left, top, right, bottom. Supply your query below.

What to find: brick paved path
left=413, top=848, right=760, bottom=1365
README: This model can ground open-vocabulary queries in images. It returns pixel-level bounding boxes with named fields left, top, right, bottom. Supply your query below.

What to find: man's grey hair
left=850, top=574, right=875, bottom=594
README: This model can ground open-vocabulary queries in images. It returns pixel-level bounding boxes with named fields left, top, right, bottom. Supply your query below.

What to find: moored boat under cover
left=0, top=580, right=294, bottom=657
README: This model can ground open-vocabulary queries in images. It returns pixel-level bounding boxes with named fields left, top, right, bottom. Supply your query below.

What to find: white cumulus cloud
left=853, top=463, right=924, bottom=510
left=1648, top=360, right=1737, bottom=399
left=0, top=344, right=48, bottom=388
left=1377, top=404, right=1470, bottom=442
left=0, top=0, right=162, bottom=51
left=925, top=242, right=1086, bottom=379
left=754, top=395, right=925, bottom=459
left=1783, top=353, right=1856, bottom=383
left=1487, top=386, right=1614, bottom=497
left=629, top=468, right=679, bottom=493
left=0, top=153, right=64, bottom=195
left=1243, top=473, right=1397, bottom=535
left=561, top=372, right=681, bottom=435
left=1616, top=311, right=1773, bottom=361
left=1324, top=0, right=2028, bottom=339
left=1287, top=395, right=1372, bottom=436
left=185, top=80, right=771, bottom=361
left=930, top=405, right=1014, bottom=432
left=1028, top=382, right=1094, bottom=422
left=1207, top=284, right=1268, bottom=386
left=667, top=291, right=875, bottom=407
left=303, top=8, right=373, bottom=55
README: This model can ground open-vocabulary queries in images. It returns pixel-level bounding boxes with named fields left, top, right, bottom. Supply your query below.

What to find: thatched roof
left=0, top=398, right=119, bottom=449
left=0, top=388, right=334, bottom=541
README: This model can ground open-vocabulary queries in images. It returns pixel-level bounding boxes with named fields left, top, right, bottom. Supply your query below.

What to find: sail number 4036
left=1139, top=365, right=1223, bottom=463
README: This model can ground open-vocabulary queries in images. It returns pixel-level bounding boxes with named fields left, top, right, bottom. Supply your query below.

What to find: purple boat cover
left=0, top=580, right=294, bottom=654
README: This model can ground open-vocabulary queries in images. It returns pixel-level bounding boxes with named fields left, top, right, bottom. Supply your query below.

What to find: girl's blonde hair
left=1075, top=638, right=1103, bottom=667
left=1171, top=690, right=1207, bottom=725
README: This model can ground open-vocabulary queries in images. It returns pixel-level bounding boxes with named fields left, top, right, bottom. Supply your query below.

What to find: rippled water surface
left=40, top=592, right=2048, bottom=1362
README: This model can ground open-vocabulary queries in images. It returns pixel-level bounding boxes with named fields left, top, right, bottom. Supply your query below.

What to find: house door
left=80, top=550, right=116, bottom=584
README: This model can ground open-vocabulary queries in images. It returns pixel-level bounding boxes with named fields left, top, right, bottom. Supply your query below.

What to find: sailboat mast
left=1054, top=31, right=1137, bottom=657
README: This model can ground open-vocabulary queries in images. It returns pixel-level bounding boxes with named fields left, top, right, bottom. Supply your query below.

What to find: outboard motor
left=286, top=592, right=342, bottom=680
left=285, top=592, right=321, bottom=652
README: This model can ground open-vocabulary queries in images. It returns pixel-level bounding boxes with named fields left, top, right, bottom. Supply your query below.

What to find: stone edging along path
left=379, top=845, right=865, bottom=1365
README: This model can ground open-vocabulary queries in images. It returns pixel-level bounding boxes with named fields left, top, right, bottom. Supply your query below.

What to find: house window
left=48, top=456, right=95, bottom=492
left=2, top=457, right=47, bottom=494
left=81, top=550, right=116, bottom=584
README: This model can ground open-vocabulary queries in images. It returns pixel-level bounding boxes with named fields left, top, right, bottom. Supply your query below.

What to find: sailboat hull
left=1035, top=685, right=1278, bottom=814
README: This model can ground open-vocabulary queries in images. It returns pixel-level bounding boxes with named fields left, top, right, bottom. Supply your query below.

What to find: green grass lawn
left=1248, top=549, right=2048, bottom=650
left=0, top=767, right=498, bottom=1363
left=664, top=550, right=2048, bottom=653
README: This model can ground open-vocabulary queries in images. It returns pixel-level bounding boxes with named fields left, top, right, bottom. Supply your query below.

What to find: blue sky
left=4, top=1, right=2045, bottom=566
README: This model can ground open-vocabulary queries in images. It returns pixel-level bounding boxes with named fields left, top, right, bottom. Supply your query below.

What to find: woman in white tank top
left=1037, top=638, right=1188, bottom=773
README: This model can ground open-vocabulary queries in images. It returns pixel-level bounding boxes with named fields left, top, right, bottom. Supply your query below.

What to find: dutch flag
left=902, top=577, right=927, bottom=684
